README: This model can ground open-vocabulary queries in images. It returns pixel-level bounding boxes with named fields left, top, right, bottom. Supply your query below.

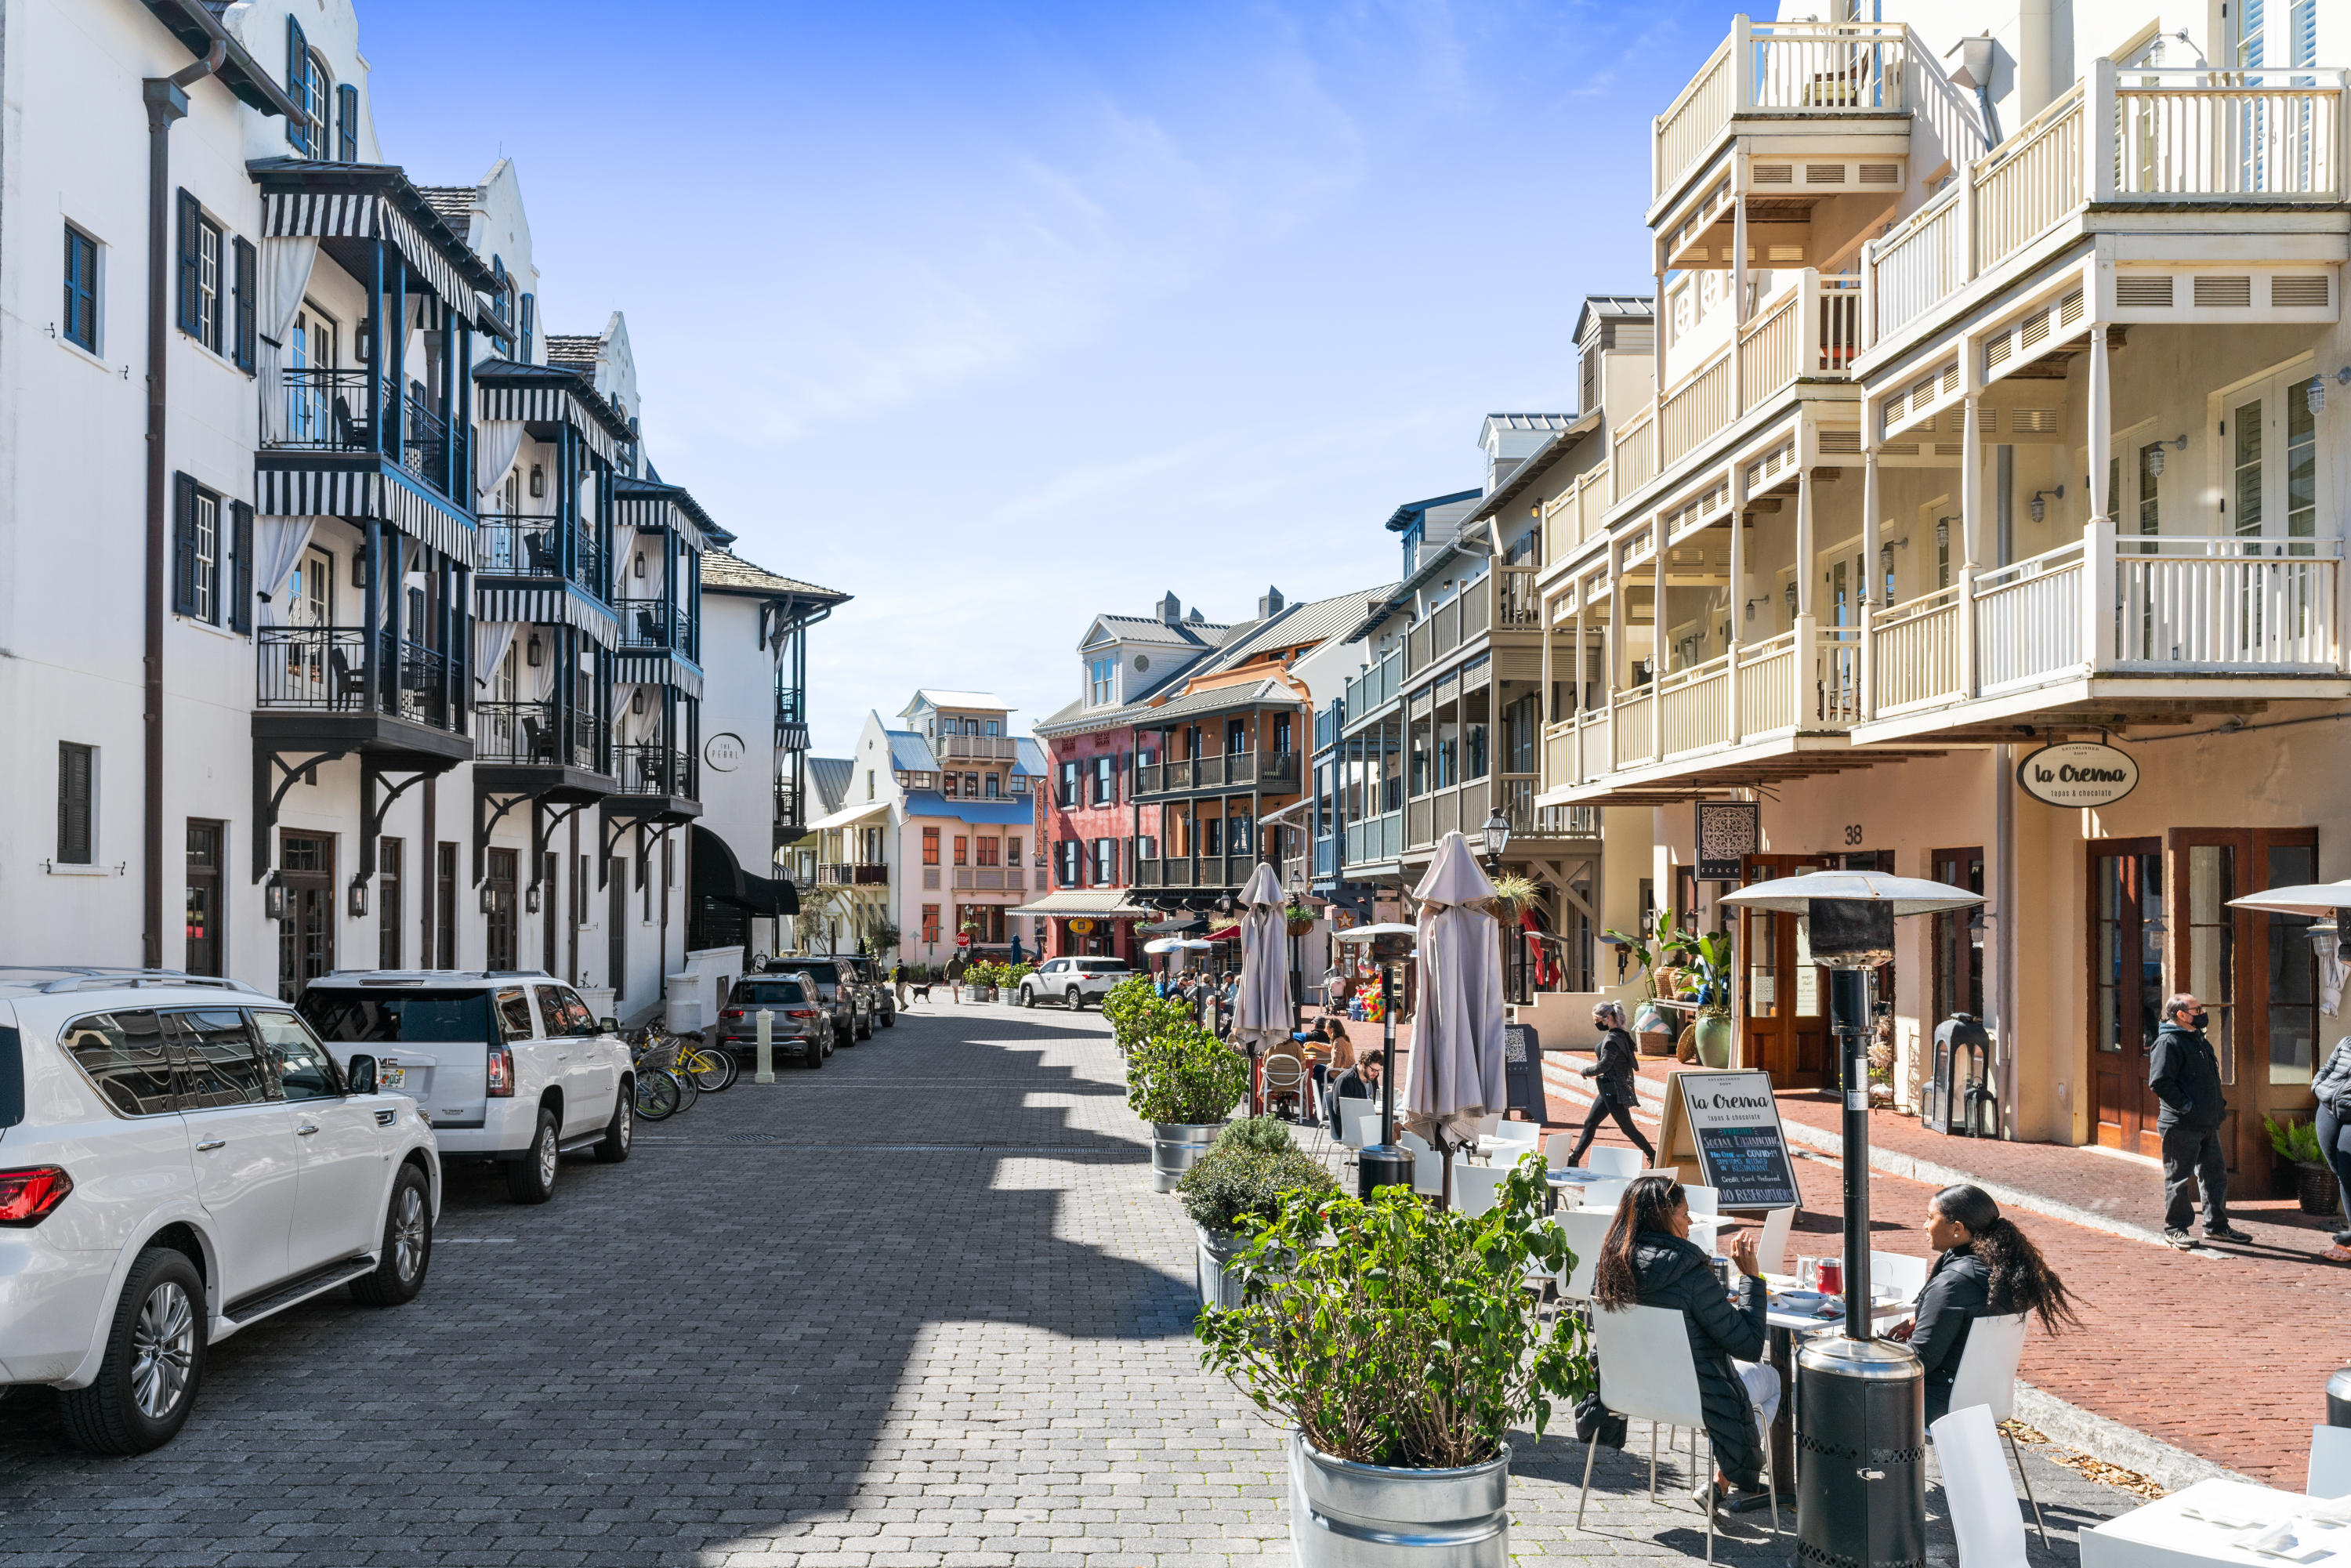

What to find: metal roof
left=900, top=690, right=1011, bottom=715
left=885, top=730, right=937, bottom=772
left=1383, top=488, right=1483, bottom=534
left=1132, top=677, right=1299, bottom=726
left=1573, top=295, right=1656, bottom=340
left=1481, top=413, right=1575, bottom=433
left=1194, top=583, right=1397, bottom=674
left=899, top=791, right=1036, bottom=827
left=1464, top=410, right=1603, bottom=525
left=1014, top=737, right=1047, bottom=776
left=805, top=756, right=854, bottom=816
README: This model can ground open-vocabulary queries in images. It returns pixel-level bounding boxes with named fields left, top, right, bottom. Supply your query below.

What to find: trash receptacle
left=1926, top=1013, right=1994, bottom=1136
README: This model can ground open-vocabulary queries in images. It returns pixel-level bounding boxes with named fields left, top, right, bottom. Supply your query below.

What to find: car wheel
left=1022, top=985, right=1037, bottom=1009
left=594, top=1085, right=634, bottom=1163
left=504, top=1108, right=560, bottom=1204
left=60, top=1245, right=207, bottom=1454
left=1067, top=987, right=1085, bottom=1011
left=857, top=1013, right=874, bottom=1041
left=350, top=1163, right=433, bottom=1306
left=881, top=1010, right=896, bottom=1028
left=804, top=1034, right=825, bottom=1069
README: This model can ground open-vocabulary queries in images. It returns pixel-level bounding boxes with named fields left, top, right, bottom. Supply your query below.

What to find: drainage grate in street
left=718, top=1132, right=784, bottom=1144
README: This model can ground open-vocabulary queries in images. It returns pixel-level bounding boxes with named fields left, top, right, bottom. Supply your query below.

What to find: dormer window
left=1088, top=655, right=1117, bottom=705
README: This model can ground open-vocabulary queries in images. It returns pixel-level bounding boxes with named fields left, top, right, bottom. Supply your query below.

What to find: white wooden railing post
left=1958, top=565, right=1980, bottom=698
left=1800, top=266, right=1820, bottom=373
left=1733, top=16, right=1755, bottom=113
left=1727, top=485, right=1746, bottom=741
left=1794, top=614, right=1819, bottom=726
left=2086, top=57, right=2119, bottom=205
left=1860, top=238, right=1877, bottom=351
left=2083, top=519, right=2116, bottom=671
left=1958, top=149, right=1979, bottom=283
left=1858, top=603, right=1877, bottom=722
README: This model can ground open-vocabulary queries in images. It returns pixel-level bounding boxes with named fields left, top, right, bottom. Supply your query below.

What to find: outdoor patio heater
left=1332, top=922, right=1417, bottom=1198
left=1722, top=870, right=1983, bottom=1568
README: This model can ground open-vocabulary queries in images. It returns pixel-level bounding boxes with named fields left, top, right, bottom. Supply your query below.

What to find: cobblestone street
left=0, top=1005, right=2135, bottom=1566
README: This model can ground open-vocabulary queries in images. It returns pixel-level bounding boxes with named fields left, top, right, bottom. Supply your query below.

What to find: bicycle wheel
left=680, top=1045, right=736, bottom=1094
left=671, top=1066, right=700, bottom=1114
left=634, top=1069, right=681, bottom=1121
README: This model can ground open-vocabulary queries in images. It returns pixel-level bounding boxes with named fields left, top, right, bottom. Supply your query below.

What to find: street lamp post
left=1287, top=862, right=1306, bottom=1036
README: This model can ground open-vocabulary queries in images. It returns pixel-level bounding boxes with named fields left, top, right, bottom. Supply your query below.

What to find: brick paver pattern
left=0, top=1003, right=2134, bottom=1566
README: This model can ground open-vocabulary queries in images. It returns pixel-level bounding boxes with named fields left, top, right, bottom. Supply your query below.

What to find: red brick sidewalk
left=1524, top=1040, right=2351, bottom=1486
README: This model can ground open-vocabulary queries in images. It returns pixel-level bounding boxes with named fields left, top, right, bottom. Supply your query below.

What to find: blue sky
left=364, top=1, right=1728, bottom=745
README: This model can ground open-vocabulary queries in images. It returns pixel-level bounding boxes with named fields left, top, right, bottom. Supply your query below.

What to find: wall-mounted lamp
left=2306, top=368, right=2351, bottom=416
left=1783, top=582, right=1797, bottom=614
left=528, top=463, right=545, bottom=499
left=630, top=688, right=647, bottom=715
left=2028, top=484, right=2064, bottom=524
left=1934, top=519, right=1950, bottom=549
left=634, top=551, right=647, bottom=579
left=348, top=877, right=369, bottom=918
left=525, top=633, right=544, bottom=668
left=1744, top=599, right=1758, bottom=622
left=525, top=883, right=543, bottom=915
left=2143, top=434, right=2188, bottom=479
left=264, top=873, right=288, bottom=922
left=480, top=882, right=497, bottom=915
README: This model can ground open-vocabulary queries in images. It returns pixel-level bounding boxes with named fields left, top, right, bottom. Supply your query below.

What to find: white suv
left=0, top=968, right=440, bottom=1454
left=1020, top=957, right=1135, bottom=1010
left=298, top=971, right=632, bottom=1204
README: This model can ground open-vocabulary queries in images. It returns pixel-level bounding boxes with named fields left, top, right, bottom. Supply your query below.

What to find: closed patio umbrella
left=1401, top=831, right=1509, bottom=1160
left=1231, top=861, right=1292, bottom=1055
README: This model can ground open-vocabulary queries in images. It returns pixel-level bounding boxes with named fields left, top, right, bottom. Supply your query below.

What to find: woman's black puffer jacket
left=1612, top=1229, right=1769, bottom=1488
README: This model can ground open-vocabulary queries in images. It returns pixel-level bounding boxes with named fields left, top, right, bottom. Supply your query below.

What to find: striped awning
left=474, top=378, right=621, bottom=466
left=614, top=653, right=703, bottom=700
left=612, top=491, right=715, bottom=553
left=256, top=463, right=480, bottom=567
left=474, top=583, right=619, bottom=649
left=262, top=191, right=494, bottom=336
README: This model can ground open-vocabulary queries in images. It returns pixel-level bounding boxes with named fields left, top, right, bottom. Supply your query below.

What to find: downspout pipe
left=140, top=38, right=224, bottom=970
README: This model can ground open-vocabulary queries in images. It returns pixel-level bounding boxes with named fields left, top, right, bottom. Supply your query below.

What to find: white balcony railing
left=1868, top=63, right=2348, bottom=344
left=1654, top=17, right=1911, bottom=200
left=1641, top=268, right=1861, bottom=483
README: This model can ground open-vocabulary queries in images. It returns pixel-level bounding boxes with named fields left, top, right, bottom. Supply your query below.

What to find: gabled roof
left=1481, top=413, right=1575, bottom=433
left=1194, top=583, right=1397, bottom=675
left=1384, top=489, right=1483, bottom=534
left=139, top=0, right=304, bottom=118
left=414, top=185, right=476, bottom=229
left=1134, top=677, right=1299, bottom=726
left=1013, top=738, right=1046, bottom=777
left=900, top=690, right=1010, bottom=715
left=701, top=548, right=847, bottom=603
left=805, top=757, right=854, bottom=817
left=1464, top=410, right=1603, bottom=526
left=1573, top=295, right=1655, bottom=341
left=885, top=730, right=937, bottom=773
left=1083, top=611, right=1233, bottom=650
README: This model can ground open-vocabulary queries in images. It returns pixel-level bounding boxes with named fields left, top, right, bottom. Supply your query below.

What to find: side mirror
left=599, top=1016, right=620, bottom=1034
left=345, top=1054, right=379, bottom=1095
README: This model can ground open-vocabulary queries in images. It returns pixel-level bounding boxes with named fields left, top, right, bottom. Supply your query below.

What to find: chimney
left=1159, top=591, right=1183, bottom=625
left=1257, top=585, right=1285, bottom=618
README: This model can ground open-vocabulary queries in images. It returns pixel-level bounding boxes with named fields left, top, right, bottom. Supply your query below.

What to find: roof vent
left=1186, top=607, right=1205, bottom=624
left=1258, top=585, right=1285, bottom=617
left=1159, top=591, right=1183, bottom=625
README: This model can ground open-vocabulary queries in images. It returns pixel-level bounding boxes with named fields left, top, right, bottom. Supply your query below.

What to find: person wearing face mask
left=2149, top=992, right=2251, bottom=1249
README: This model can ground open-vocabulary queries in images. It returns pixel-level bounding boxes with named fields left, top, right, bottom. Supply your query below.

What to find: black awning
left=691, top=825, right=800, bottom=917
left=738, top=872, right=799, bottom=918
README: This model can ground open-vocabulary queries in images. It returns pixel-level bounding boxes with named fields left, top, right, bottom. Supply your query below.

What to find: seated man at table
left=1888, top=1183, right=2079, bottom=1421
left=1325, top=1051, right=1381, bottom=1132
left=1593, top=1174, right=1776, bottom=1513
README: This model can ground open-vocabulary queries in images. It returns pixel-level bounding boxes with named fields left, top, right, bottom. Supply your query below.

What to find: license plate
left=380, top=1063, right=406, bottom=1088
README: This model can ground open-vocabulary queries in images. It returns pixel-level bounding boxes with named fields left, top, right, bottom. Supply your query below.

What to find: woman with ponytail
left=1592, top=1174, right=1777, bottom=1512
left=1893, top=1183, right=2081, bottom=1421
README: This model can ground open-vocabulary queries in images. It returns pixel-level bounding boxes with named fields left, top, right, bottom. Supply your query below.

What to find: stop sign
left=957, top=933, right=971, bottom=948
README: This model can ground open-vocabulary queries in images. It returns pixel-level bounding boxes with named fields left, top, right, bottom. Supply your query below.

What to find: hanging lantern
left=526, top=634, right=544, bottom=668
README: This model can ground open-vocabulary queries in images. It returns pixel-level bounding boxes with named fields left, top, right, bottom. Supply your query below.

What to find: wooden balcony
left=1131, top=750, right=1302, bottom=798
left=1853, top=524, right=2349, bottom=744
left=817, top=862, right=889, bottom=887
left=937, top=733, right=1018, bottom=762
left=1653, top=17, right=1912, bottom=208
left=1342, top=647, right=1404, bottom=730
left=1131, top=855, right=1252, bottom=892
left=950, top=866, right=1025, bottom=891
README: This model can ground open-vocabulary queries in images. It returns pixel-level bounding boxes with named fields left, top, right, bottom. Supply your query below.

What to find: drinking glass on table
left=1817, top=1256, right=1844, bottom=1297
left=1797, top=1257, right=1818, bottom=1291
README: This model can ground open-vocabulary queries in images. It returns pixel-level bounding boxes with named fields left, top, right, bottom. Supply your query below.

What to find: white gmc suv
left=1019, top=957, right=1135, bottom=1010
left=0, top=968, right=440, bottom=1454
left=296, top=971, right=632, bottom=1204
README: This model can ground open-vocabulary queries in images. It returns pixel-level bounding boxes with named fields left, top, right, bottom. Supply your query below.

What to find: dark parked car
left=715, top=976, right=833, bottom=1068
left=846, top=956, right=896, bottom=1027
left=780, top=957, right=871, bottom=1043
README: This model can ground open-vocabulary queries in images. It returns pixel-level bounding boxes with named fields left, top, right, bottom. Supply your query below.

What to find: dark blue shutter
left=229, top=502, right=254, bottom=633
left=232, top=237, right=256, bottom=371
left=285, top=16, right=310, bottom=153
left=175, top=190, right=201, bottom=336
left=337, top=83, right=358, bottom=161
left=171, top=474, right=200, bottom=617
left=520, top=293, right=534, bottom=363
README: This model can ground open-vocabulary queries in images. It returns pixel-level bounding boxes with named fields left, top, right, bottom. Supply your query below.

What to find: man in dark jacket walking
left=2150, top=992, right=2251, bottom=1248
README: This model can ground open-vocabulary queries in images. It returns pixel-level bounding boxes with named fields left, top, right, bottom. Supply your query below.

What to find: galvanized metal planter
left=1151, top=1121, right=1222, bottom=1193
left=1196, top=1227, right=1248, bottom=1309
left=1288, top=1432, right=1511, bottom=1567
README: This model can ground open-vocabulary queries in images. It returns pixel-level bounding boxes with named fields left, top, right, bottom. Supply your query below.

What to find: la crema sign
left=2016, top=741, right=2139, bottom=807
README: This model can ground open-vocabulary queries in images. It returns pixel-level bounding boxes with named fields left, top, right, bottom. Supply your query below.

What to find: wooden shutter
left=175, top=190, right=201, bottom=335
left=232, top=237, right=257, bottom=371
left=229, top=502, right=255, bottom=633
left=56, top=744, right=92, bottom=864
left=337, top=83, right=358, bottom=161
left=285, top=15, right=310, bottom=153
left=171, top=473, right=201, bottom=617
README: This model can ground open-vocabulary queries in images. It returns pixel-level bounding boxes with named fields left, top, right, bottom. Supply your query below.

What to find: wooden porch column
left=1860, top=435, right=1881, bottom=721
left=1606, top=538, right=1624, bottom=707
left=1795, top=469, right=1816, bottom=616
left=361, top=519, right=383, bottom=711
left=2086, top=325, right=2112, bottom=523
left=1960, top=394, right=1984, bottom=570
left=1730, top=151, right=1748, bottom=411
left=1726, top=485, right=1746, bottom=742
left=1651, top=516, right=1668, bottom=762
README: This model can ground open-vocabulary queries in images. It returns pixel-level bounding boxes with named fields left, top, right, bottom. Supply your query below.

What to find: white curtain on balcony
left=251, top=516, right=317, bottom=628
left=472, top=620, right=516, bottom=690
left=255, top=237, right=318, bottom=449
left=474, top=420, right=527, bottom=505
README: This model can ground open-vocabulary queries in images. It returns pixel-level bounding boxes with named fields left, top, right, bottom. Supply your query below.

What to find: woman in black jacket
left=1592, top=1175, right=1776, bottom=1510
left=1892, top=1183, right=2078, bottom=1421
left=1565, top=1002, right=1657, bottom=1167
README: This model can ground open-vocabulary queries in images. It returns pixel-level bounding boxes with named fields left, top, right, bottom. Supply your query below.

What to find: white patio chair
left=1396, top=1130, right=1446, bottom=1197
left=1752, top=1205, right=1796, bottom=1276
left=1451, top=1156, right=1509, bottom=1219
left=2308, top=1425, right=2351, bottom=1498
left=1944, top=1312, right=2045, bottom=1548
left=1487, top=1120, right=1541, bottom=1163
left=1930, top=1404, right=2031, bottom=1568
left=1554, top=1207, right=1617, bottom=1306
left=1582, top=1303, right=1778, bottom=1556
left=1576, top=1177, right=1630, bottom=1214
left=1585, top=1145, right=1648, bottom=1179
left=1683, top=1184, right=1720, bottom=1216
left=1871, top=1249, right=1932, bottom=1300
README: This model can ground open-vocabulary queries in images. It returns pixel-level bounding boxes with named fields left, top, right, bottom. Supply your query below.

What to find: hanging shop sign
left=2016, top=741, right=2138, bottom=808
left=1068, top=918, right=1096, bottom=935
left=1696, top=801, right=1762, bottom=881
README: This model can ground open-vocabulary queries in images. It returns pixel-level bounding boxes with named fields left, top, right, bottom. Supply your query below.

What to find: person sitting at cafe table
left=1592, top=1174, right=1777, bottom=1513
left=1887, top=1182, right=2079, bottom=1422
left=1325, top=1051, right=1381, bottom=1130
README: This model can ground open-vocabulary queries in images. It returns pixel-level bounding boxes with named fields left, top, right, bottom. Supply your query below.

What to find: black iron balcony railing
left=403, top=398, right=448, bottom=490
left=474, top=700, right=606, bottom=772
left=477, top=515, right=605, bottom=597
left=775, top=684, right=808, bottom=751
left=614, top=742, right=694, bottom=798
left=270, top=368, right=373, bottom=452
left=257, top=627, right=451, bottom=729
left=614, top=597, right=686, bottom=654
left=817, top=863, right=889, bottom=887
left=1132, top=750, right=1301, bottom=795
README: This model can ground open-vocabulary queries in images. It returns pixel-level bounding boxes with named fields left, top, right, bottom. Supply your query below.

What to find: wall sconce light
left=2144, top=433, right=2188, bottom=479
left=2028, top=483, right=2064, bottom=523
left=634, top=551, right=647, bottom=578
left=525, top=882, right=543, bottom=915
left=264, top=873, right=288, bottom=922
left=630, top=688, right=647, bottom=715
left=525, top=634, right=544, bottom=668
left=1782, top=582, right=1797, bottom=615
left=1934, top=519, right=1950, bottom=549
left=2306, top=369, right=2351, bottom=417
left=348, top=877, right=369, bottom=919
left=528, top=463, right=545, bottom=498
left=350, top=552, right=368, bottom=589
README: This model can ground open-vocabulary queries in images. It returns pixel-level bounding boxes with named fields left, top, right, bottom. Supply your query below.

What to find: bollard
left=755, top=1009, right=774, bottom=1083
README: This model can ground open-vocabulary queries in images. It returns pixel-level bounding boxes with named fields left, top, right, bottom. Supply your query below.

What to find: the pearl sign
left=2016, top=741, right=2139, bottom=807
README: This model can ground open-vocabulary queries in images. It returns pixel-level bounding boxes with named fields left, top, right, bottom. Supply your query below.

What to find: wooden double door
left=1737, top=853, right=1836, bottom=1088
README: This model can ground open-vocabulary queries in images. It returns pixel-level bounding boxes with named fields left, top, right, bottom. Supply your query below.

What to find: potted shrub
left=1127, top=1012, right=1249, bottom=1191
left=1664, top=925, right=1736, bottom=1068
left=1177, top=1118, right=1335, bottom=1308
left=1197, top=1168, right=1592, bottom=1566
left=1284, top=901, right=1317, bottom=938
left=2267, top=1114, right=2342, bottom=1216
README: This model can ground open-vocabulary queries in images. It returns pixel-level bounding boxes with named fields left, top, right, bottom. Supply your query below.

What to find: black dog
left=907, top=983, right=933, bottom=1004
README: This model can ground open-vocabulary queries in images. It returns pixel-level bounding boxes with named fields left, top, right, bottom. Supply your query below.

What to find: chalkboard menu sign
left=1672, top=1070, right=1799, bottom=1210
left=1502, top=1024, right=1549, bottom=1124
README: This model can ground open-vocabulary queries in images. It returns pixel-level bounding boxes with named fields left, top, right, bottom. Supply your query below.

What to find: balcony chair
left=327, top=647, right=368, bottom=706
left=331, top=394, right=366, bottom=451
left=635, top=607, right=662, bottom=646
left=522, top=532, right=553, bottom=577
left=520, top=716, right=552, bottom=763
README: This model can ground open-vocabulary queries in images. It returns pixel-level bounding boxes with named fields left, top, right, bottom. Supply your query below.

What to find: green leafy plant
left=1104, top=975, right=1194, bottom=1054
left=1196, top=1168, right=1592, bottom=1469
left=1213, top=1116, right=1299, bottom=1155
left=1177, top=1140, right=1336, bottom=1234
left=1125, top=1016, right=1248, bottom=1126
left=1602, top=911, right=1673, bottom=1000
left=2267, top=1114, right=2325, bottom=1165
left=1486, top=873, right=1542, bottom=916
left=1662, top=925, right=1735, bottom=1017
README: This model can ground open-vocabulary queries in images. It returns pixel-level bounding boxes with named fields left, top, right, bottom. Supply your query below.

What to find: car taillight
left=487, top=1045, right=514, bottom=1097
left=0, top=1167, right=73, bottom=1226
left=787, top=1008, right=818, bottom=1019
left=723, top=1009, right=746, bottom=1021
